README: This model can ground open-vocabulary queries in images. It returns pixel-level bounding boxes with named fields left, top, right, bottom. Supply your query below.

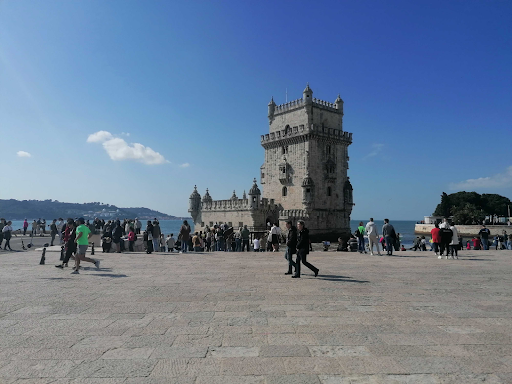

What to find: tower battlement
left=261, top=124, right=352, bottom=146
left=272, top=97, right=342, bottom=116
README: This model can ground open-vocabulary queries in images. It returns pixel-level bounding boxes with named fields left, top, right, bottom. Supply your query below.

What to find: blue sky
left=1, top=0, right=511, bottom=219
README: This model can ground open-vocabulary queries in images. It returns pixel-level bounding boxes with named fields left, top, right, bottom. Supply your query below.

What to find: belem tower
left=189, top=84, right=354, bottom=241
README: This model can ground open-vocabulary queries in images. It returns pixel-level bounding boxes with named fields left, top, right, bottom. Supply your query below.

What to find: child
left=420, top=236, right=427, bottom=251
left=466, top=240, right=471, bottom=250
left=253, top=237, right=260, bottom=252
left=166, top=233, right=176, bottom=252
left=400, top=244, right=406, bottom=251
left=128, top=227, right=136, bottom=252
left=160, top=234, right=166, bottom=252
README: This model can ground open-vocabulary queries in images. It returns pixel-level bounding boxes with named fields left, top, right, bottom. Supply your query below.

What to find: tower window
left=326, top=145, right=331, bottom=155
left=327, top=187, right=332, bottom=197
left=282, top=187, right=287, bottom=197
left=281, top=146, right=288, bottom=154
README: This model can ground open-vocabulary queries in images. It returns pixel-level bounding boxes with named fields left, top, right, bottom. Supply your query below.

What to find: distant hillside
left=0, top=199, right=187, bottom=220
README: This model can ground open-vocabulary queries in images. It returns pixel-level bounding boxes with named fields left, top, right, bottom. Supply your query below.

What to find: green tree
left=481, top=194, right=511, bottom=216
left=451, top=203, right=485, bottom=225
left=433, top=192, right=451, bottom=217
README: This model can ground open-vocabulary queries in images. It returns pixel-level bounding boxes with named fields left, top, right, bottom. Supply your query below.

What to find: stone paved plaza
left=1, top=247, right=512, bottom=383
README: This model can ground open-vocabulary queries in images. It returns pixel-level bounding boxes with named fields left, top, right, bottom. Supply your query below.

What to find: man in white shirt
left=365, top=218, right=382, bottom=256
left=270, top=223, right=281, bottom=252
left=253, top=237, right=260, bottom=252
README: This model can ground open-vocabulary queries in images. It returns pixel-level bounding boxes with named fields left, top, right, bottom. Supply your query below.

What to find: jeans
left=181, top=240, right=188, bottom=252
left=357, top=236, right=365, bottom=253
left=385, top=236, right=394, bottom=255
left=216, top=238, right=224, bottom=251
left=482, top=238, right=489, bottom=250
left=242, top=239, right=250, bottom=252
left=295, top=248, right=318, bottom=277
left=51, top=233, right=56, bottom=246
left=129, top=241, right=134, bottom=252
left=285, top=246, right=296, bottom=271
left=235, top=239, right=241, bottom=252
left=152, top=239, right=160, bottom=252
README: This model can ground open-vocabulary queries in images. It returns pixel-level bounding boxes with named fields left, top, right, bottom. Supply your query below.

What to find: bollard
left=91, top=242, right=95, bottom=255
left=60, top=246, right=65, bottom=261
left=40, top=247, right=46, bottom=265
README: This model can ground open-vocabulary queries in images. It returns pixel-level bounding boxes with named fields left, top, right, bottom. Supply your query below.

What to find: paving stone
left=209, top=347, right=260, bottom=357
left=101, top=347, right=154, bottom=359
left=260, top=345, right=311, bottom=357
left=150, top=358, right=220, bottom=377
left=150, top=346, right=208, bottom=358
left=1, top=248, right=512, bottom=381
left=67, top=359, right=157, bottom=378
left=266, top=374, right=321, bottom=384
left=309, top=346, right=370, bottom=357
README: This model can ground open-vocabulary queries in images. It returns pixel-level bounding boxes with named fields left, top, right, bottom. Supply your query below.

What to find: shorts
left=78, top=245, right=88, bottom=254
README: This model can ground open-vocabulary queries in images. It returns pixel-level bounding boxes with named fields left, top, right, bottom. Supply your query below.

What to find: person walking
left=71, top=218, right=100, bottom=274
left=356, top=221, right=366, bottom=253
left=128, top=227, right=136, bottom=251
left=31, top=220, right=37, bottom=237
left=0, top=218, right=5, bottom=249
left=23, top=219, right=29, bottom=236
left=56, top=219, right=77, bottom=269
left=50, top=219, right=58, bottom=246
left=479, top=225, right=491, bottom=250
left=449, top=222, right=459, bottom=259
left=234, top=228, right=242, bottom=252
left=134, top=218, right=142, bottom=234
left=112, top=220, right=123, bottom=253
left=382, top=219, right=396, bottom=256
left=439, top=224, right=453, bottom=258
left=152, top=220, right=161, bottom=253
left=431, top=223, right=441, bottom=256
left=365, top=218, right=382, bottom=256
left=2, top=221, right=13, bottom=251
left=270, top=223, right=281, bottom=252
left=284, top=220, right=297, bottom=275
left=241, top=225, right=250, bottom=252
left=293, top=220, right=319, bottom=278
left=179, top=220, right=191, bottom=253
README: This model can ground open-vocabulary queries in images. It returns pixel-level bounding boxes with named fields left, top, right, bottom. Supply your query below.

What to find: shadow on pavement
left=317, top=274, right=369, bottom=283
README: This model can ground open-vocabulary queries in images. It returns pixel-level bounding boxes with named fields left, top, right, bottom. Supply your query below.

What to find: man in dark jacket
left=284, top=220, right=297, bottom=275
left=293, top=220, right=319, bottom=278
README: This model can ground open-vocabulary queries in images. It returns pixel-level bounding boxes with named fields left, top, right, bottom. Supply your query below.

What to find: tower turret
left=335, top=94, right=344, bottom=116
left=268, top=97, right=276, bottom=121
left=303, top=83, right=313, bottom=105
left=248, top=178, right=261, bottom=209
left=188, top=185, right=201, bottom=222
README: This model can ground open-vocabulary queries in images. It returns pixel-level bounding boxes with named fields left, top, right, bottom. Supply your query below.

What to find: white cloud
left=87, top=131, right=168, bottom=165
left=17, top=151, right=31, bottom=158
left=87, top=130, right=113, bottom=143
left=364, top=143, right=384, bottom=159
left=179, top=163, right=190, bottom=168
left=449, top=165, right=512, bottom=190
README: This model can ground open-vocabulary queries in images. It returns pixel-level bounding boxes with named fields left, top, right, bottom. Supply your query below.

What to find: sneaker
left=370, top=253, right=374, bottom=256
left=95, top=260, right=100, bottom=270
left=71, top=270, right=79, bottom=274
left=55, top=264, right=64, bottom=269
left=438, top=255, right=442, bottom=259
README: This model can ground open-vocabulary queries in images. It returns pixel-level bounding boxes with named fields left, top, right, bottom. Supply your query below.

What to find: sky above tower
left=1, top=0, right=511, bottom=219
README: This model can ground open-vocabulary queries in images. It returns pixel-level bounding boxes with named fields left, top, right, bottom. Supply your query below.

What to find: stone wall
left=415, top=224, right=511, bottom=237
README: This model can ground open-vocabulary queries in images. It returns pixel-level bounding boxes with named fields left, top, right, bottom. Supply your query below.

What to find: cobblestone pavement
left=1, top=247, right=511, bottom=383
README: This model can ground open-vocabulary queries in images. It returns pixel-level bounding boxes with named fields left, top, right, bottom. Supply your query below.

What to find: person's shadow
left=315, top=274, right=369, bottom=283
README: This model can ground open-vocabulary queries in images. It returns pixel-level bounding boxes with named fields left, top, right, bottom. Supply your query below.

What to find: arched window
left=327, top=187, right=332, bottom=197
left=282, top=186, right=288, bottom=197
left=285, top=125, right=291, bottom=135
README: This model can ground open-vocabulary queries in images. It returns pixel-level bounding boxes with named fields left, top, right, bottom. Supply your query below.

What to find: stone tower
left=260, top=84, right=353, bottom=240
